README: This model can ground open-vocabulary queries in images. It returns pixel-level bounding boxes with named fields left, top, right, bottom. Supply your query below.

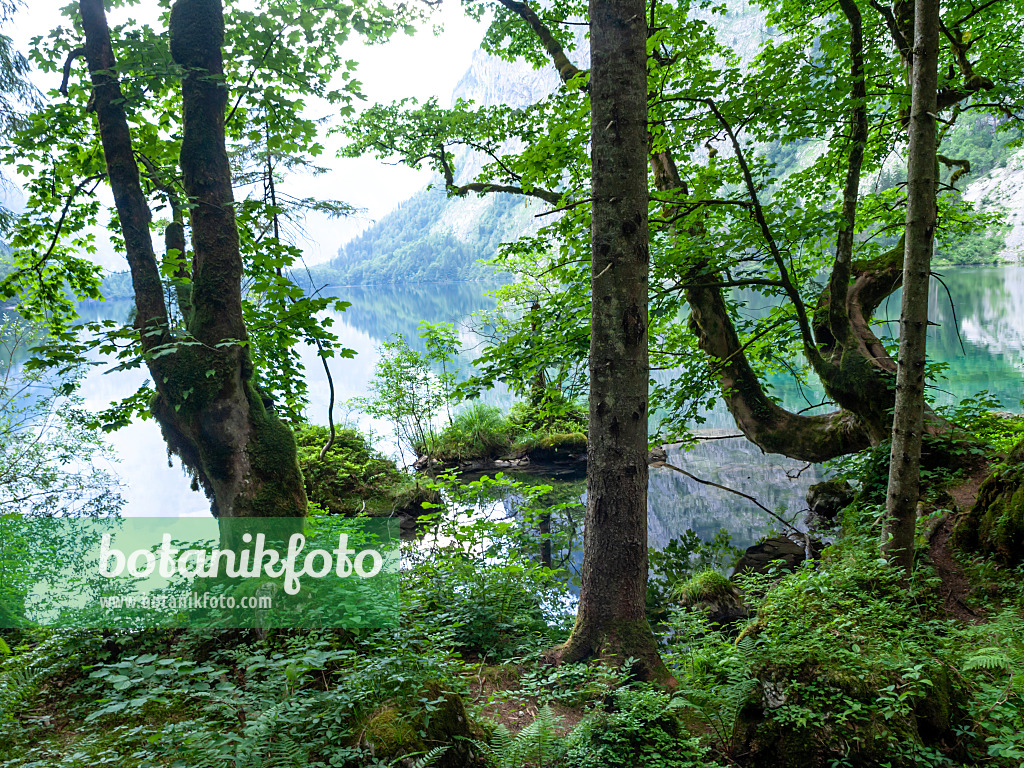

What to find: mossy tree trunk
left=883, top=0, right=940, bottom=574
left=556, top=0, right=668, bottom=682
left=80, top=0, right=306, bottom=518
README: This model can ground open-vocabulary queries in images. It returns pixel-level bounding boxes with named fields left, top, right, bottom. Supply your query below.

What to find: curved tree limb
left=495, top=0, right=585, bottom=86
left=437, top=143, right=561, bottom=203
left=826, top=0, right=868, bottom=348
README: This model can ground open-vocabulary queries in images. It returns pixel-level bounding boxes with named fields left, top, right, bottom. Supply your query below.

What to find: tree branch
left=437, top=143, right=561, bottom=204
left=495, top=0, right=586, bottom=86
left=80, top=0, right=169, bottom=346
left=826, top=0, right=868, bottom=348
left=701, top=97, right=824, bottom=369
left=59, top=46, right=86, bottom=97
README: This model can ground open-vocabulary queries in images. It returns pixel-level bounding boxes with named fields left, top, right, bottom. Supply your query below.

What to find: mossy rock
left=362, top=706, right=423, bottom=758
left=736, top=659, right=964, bottom=768
left=295, top=424, right=410, bottom=516
left=953, top=440, right=1024, bottom=563
left=355, top=684, right=478, bottom=768
left=677, top=570, right=749, bottom=627
left=525, top=432, right=587, bottom=462
left=806, top=480, right=855, bottom=521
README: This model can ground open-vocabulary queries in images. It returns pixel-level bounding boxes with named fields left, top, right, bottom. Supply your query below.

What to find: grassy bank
left=416, top=400, right=588, bottom=465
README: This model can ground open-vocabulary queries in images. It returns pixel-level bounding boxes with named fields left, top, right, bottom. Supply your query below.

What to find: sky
left=3, top=0, right=489, bottom=269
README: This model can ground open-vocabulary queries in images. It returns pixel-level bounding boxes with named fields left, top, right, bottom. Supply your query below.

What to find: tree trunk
left=556, top=0, right=668, bottom=681
left=80, top=0, right=306, bottom=519
left=882, top=0, right=940, bottom=574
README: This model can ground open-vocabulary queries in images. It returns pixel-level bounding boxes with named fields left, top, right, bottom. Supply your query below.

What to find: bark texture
left=557, top=0, right=667, bottom=680
left=80, top=0, right=306, bottom=519
left=882, top=0, right=940, bottom=574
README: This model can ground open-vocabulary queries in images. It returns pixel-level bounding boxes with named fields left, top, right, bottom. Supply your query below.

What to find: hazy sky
left=4, top=0, right=489, bottom=269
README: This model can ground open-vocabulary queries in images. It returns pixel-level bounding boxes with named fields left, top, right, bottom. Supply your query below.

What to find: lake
left=70, top=266, right=1024, bottom=551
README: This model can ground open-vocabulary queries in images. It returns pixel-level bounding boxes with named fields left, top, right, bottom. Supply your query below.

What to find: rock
left=648, top=446, right=668, bottom=464
left=732, top=535, right=823, bottom=577
left=526, top=432, right=587, bottom=463
left=359, top=683, right=476, bottom=768
left=677, top=570, right=750, bottom=626
left=806, top=480, right=855, bottom=521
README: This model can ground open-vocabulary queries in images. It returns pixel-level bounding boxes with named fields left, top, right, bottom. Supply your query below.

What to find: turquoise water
left=63, top=266, right=1024, bottom=549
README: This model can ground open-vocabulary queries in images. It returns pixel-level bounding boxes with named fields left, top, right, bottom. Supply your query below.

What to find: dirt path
left=927, top=467, right=990, bottom=625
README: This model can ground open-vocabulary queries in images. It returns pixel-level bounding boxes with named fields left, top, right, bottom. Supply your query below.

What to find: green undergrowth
left=3, top=439, right=1024, bottom=768
left=416, top=397, right=589, bottom=465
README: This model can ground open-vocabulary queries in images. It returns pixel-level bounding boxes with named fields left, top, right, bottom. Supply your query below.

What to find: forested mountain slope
left=97, top=3, right=1022, bottom=297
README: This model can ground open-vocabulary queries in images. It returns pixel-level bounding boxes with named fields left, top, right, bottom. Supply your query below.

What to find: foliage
left=341, top=0, right=1024, bottom=460
left=936, top=391, right=1024, bottom=454
left=647, top=529, right=742, bottom=623
left=0, top=0, right=401, bottom=425
left=564, top=686, right=717, bottom=768
left=294, top=423, right=404, bottom=515
left=506, top=390, right=587, bottom=435
left=474, top=705, right=563, bottom=768
left=421, top=402, right=515, bottom=462
left=0, top=316, right=122, bottom=517
left=406, top=473, right=575, bottom=658
left=674, top=569, right=734, bottom=604
left=355, top=324, right=460, bottom=462
left=672, top=634, right=758, bottom=757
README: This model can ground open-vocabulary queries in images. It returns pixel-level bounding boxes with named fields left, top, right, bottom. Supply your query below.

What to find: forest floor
left=928, top=464, right=993, bottom=624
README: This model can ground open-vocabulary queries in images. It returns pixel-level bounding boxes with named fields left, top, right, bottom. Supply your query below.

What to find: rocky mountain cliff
left=964, top=149, right=1024, bottom=262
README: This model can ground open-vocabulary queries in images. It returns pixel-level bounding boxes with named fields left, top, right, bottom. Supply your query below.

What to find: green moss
left=294, top=423, right=415, bottom=516
left=675, top=569, right=734, bottom=604
left=360, top=706, right=423, bottom=758
left=954, top=440, right=1024, bottom=562
left=520, top=431, right=588, bottom=462
left=232, top=380, right=306, bottom=517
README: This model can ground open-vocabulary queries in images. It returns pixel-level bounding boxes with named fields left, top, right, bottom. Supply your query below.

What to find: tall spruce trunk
left=557, top=0, right=667, bottom=680
left=80, top=0, right=306, bottom=520
left=882, top=0, right=940, bottom=574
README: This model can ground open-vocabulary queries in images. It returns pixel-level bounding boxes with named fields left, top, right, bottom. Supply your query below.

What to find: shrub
left=564, top=686, right=719, bottom=768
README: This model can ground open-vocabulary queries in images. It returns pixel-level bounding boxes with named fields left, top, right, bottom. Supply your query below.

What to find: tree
left=0, top=0, right=39, bottom=230
left=555, top=0, right=667, bottom=678
left=883, top=0, right=941, bottom=574
left=2, top=0, right=406, bottom=518
left=343, top=0, right=1023, bottom=465
left=0, top=317, right=122, bottom=517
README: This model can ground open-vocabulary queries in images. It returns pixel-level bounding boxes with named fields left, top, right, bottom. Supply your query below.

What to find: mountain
left=962, top=148, right=1024, bottom=263
left=298, top=47, right=565, bottom=289
left=96, top=7, right=1021, bottom=299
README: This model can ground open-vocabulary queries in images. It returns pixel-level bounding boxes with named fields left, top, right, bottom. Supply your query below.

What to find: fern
left=0, top=662, right=39, bottom=721
left=964, top=652, right=1012, bottom=672
left=474, top=705, right=563, bottom=768
left=404, top=745, right=451, bottom=768
left=677, top=634, right=758, bottom=755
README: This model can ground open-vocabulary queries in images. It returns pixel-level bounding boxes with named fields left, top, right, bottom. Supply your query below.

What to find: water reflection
left=25, top=266, right=1024, bottom=550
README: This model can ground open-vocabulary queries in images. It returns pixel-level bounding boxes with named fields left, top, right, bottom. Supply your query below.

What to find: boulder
left=677, top=569, right=750, bottom=626
left=732, top=535, right=823, bottom=577
left=806, top=479, right=855, bottom=521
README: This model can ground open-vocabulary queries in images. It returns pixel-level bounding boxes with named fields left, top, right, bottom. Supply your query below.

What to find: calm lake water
left=70, top=266, right=1024, bottom=551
